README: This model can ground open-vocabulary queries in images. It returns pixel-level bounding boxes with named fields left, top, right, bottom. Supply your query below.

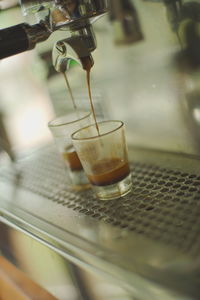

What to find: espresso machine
left=0, top=1, right=200, bottom=299
left=0, top=0, right=142, bottom=66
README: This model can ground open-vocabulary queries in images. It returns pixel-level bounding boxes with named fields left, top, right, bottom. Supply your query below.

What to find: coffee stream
left=62, top=72, right=82, bottom=173
left=81, top=56, right=100, bottom=136
left=86, top=68, right=100, bottom=136
left=62, top=72, right=77, bottom=110
left=62, top=59, right=100, bottom=136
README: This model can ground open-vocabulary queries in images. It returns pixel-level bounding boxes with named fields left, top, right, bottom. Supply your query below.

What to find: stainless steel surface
left=0, top=145, right=200, bottom=299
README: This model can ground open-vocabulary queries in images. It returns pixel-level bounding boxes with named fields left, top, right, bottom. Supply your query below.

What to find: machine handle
left=0, top=23, right=30, bottom=59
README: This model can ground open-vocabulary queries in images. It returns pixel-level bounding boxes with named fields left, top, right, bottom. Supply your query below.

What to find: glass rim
left=72, top=120, right=124, bottom=141
left=48, top=110, right=92, bottom=128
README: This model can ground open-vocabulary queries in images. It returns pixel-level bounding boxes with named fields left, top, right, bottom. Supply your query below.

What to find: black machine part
left=0, top=22, right=50, bottom=59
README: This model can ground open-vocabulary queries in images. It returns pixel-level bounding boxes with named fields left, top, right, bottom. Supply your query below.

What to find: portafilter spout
left=52, top=24, right=95, bottom=73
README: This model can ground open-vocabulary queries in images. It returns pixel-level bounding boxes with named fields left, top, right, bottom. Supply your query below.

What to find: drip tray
left=0, top=145, right=200, bottom=299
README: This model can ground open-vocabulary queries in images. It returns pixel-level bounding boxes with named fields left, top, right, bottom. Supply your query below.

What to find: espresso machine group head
left=0, top=0, right=144, bottom=69
left=0, top=0, right=108, bottom=66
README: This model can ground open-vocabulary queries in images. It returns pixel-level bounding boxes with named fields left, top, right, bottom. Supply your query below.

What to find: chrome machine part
left=1, top=1, right=143, bottom=64
left=0, top=0, right=108, bottom=60
left=49, top=0, right=105, bottom=69
left=20, top=0, right=108, bottom=20
left=52, top=24, right=95, bottom=72
left=0, top=145, right=200, bottom=299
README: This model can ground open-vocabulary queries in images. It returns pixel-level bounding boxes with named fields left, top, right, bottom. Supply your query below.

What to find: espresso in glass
left=62, top=146, right=83, bottom=171
left=72, top=120, right=132, bottom=200
left=48, top=111, right=92, bottom=190
left=88, top=158, right=130, bottom=186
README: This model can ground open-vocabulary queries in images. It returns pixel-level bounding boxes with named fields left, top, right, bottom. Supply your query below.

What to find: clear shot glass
left=72, top=120, right=132, bottom=200
left=48, top=110, right=92, bottom=190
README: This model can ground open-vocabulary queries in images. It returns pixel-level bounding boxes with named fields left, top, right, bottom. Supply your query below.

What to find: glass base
left=69, top=169, right=91, bottom=191
left=92, top=173, right=132, bottom=200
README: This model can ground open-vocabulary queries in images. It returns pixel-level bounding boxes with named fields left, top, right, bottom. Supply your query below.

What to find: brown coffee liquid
left=62, top=146, right=82, bottom=171
left=81, top=56, right=100, bottom=136
left=63, top=72, right=77, bottom=110
left=87, top=158, right=130, bottom=186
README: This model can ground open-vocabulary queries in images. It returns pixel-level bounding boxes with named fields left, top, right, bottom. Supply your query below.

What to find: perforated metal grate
left=1, top=147, right=200, bottom=258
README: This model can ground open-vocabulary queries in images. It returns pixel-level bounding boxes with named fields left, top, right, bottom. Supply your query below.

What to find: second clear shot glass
left=48, top=110, right=92, bottom=190
left=72, top=120, right=132, bottom=200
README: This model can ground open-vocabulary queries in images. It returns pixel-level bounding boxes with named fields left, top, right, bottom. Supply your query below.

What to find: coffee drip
left=62, top=72, right=77, bottom=110
left=81, top=56, right=100, bottom=136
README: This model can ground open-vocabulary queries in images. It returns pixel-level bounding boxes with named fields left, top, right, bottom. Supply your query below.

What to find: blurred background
left=1, top=0, right=200, bottom=159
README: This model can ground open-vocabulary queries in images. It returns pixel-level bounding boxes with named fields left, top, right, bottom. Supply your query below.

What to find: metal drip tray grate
left=1, top=146, right=200, bottom=258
